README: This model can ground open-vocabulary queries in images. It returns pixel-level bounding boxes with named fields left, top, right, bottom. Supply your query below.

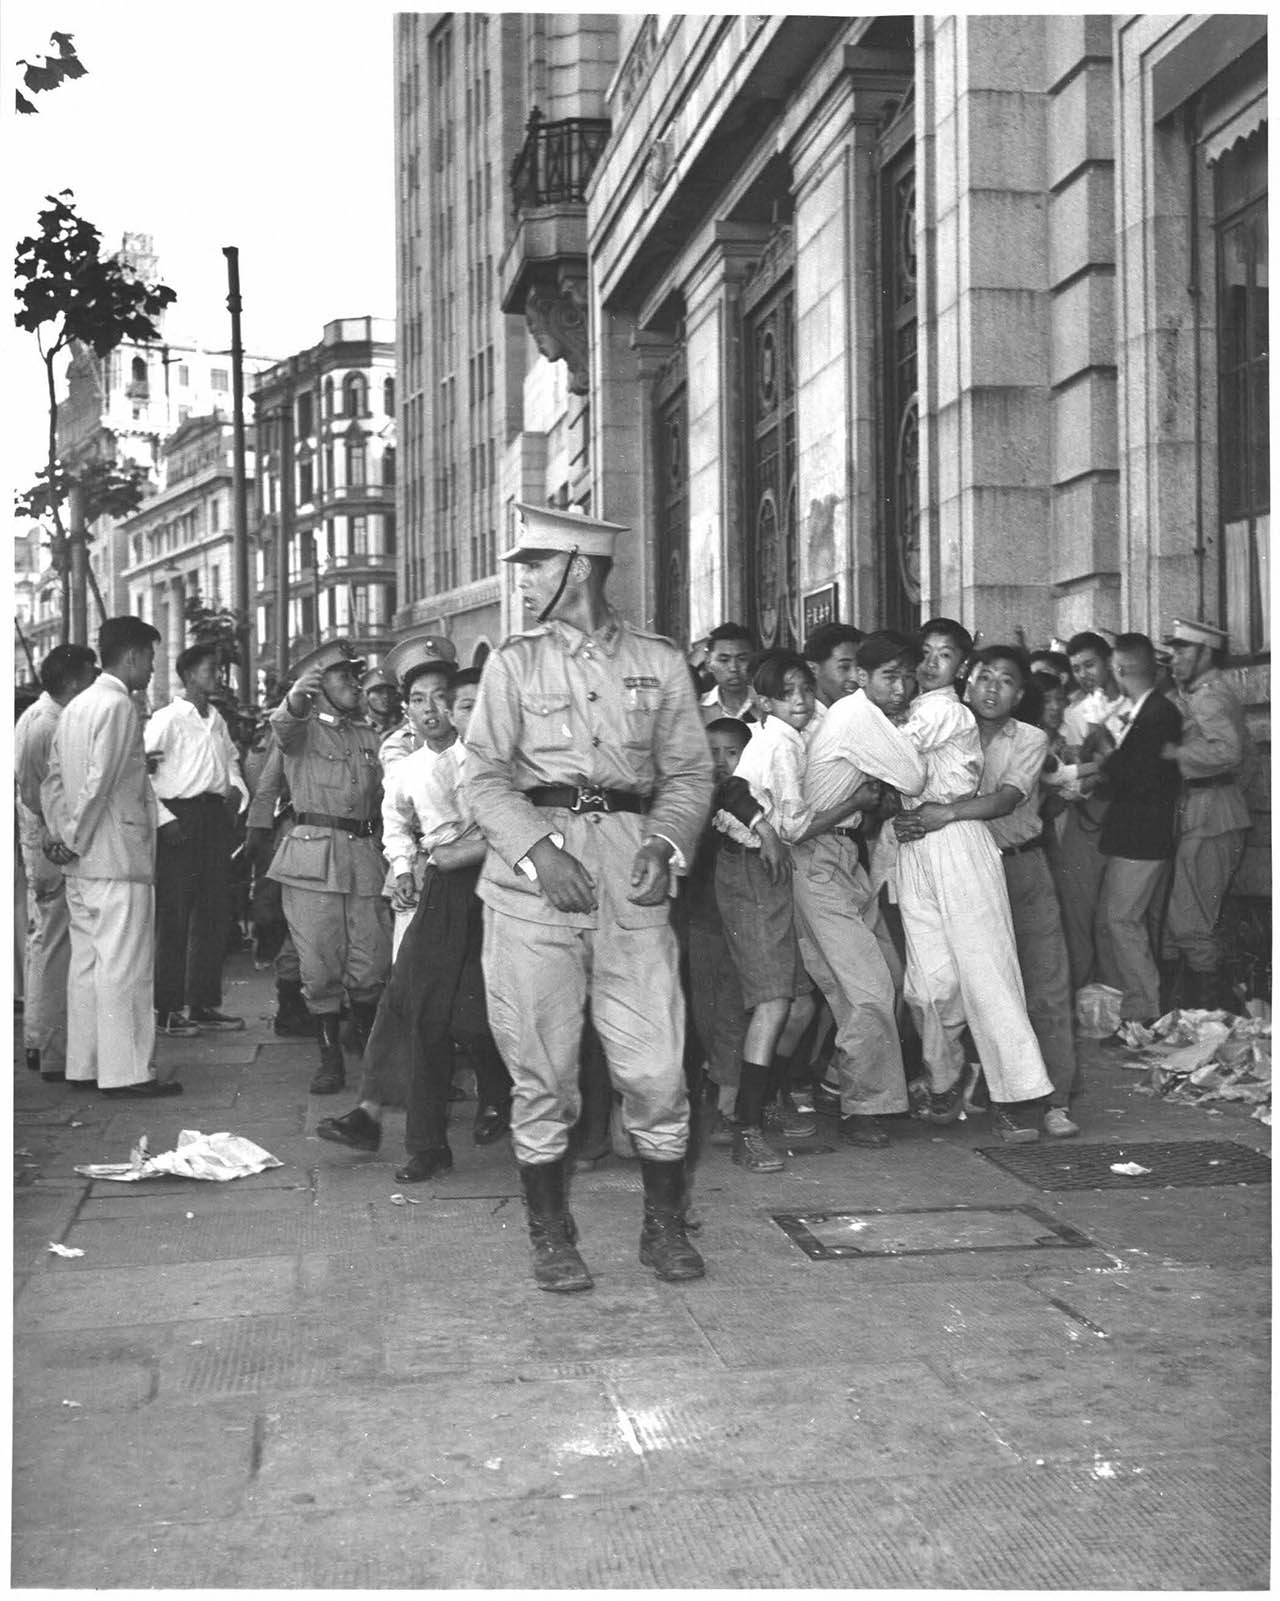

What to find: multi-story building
left=250, top=317, right=397, bottom=685
left=12, top=523, right=58, bottom=688
left=119, top=415, right=251, bottom=704
left=52, top=232, right=275, bottom=627
left=394, top=13, right=618, bottom=663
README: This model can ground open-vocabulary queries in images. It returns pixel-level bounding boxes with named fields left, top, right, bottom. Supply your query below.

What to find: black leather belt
left=525, top=785, right=650, bottom=816
left=1000, top=836, right=1045, bottom=858
left=164, top=792, right=227, bottom=804
left=293, top=811, right=376, bottom=837
left=1185, top=774, right=1237, bottom=790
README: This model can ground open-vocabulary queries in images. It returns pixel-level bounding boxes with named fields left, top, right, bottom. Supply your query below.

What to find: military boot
left=638, top=1157, right=706, bottom=1282
left=347, top=997, right=379, bottom=1058
left=310, top=1015, right=345, bottom=1095
left=274, top=979, right=316, bottom=1037
left=519, top=1161, right=593, bottom=1293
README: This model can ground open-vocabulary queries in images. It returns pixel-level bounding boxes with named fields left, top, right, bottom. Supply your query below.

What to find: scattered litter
left=185, top=1211, right=195, bottom=1220
left=73, top=1130, right=283, bottom=1183
left=1102, top=1003, right=1272, bottom=1123
left=483, top=1457, right=503, bottom=1470
left=1076, top=983, right=1123, bottom=1039
left=388, top=1193, right=421, bottom=1206
left=47, top=1242, right=84, bottom=1257
left=69, top=1121, right=83, bottom=1128
left=61, top=1399, right=82, bottom=1408
left=190, top=1340, right=204, bottom=1346
left=1109, top=1162, right=1152, bottom=1177
left=15, top=1148, right=32, bottom=1158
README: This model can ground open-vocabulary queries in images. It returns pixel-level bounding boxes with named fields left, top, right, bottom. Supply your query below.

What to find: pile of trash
left=74, top=1129, right=283, bottom=1183
left=1110, top=1003, right=1272, bottom=1125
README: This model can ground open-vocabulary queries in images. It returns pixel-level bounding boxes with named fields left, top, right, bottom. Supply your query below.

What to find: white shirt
left=980, top=718, right=1051, bottom=850
left=144, top=695, right=248, bottom=819
left=729, top=713, right=815, bottom=844
left=803, top=687, right=927, bottom=819
left=699, top=684, right=755, bottom=724
left=899, top=688, right=984, bottom=806
left=1062, top=685, right=1130, bottom=751
left=381, top=742, right=453, bottom=877
left=14, top=692, right=62, bottom=854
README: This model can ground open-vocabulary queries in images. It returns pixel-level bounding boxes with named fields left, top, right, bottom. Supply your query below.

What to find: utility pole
left=223, top=246, right=253, bottom=702
left=68, top=482, right=88, bottom=645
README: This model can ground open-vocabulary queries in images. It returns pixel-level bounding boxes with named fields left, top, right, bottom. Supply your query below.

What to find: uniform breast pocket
left=314, top=749, right=351, bottom=801
left=520, top=692, right=574, bottom=754
left=623, top=688, right=662, bottom=749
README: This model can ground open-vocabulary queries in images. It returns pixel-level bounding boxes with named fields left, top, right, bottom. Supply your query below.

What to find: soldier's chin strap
left=538, top=546, right=580, bottom=626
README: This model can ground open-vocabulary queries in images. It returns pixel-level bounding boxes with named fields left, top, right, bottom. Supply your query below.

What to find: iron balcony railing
left=509, top=112, right=611, bottom=217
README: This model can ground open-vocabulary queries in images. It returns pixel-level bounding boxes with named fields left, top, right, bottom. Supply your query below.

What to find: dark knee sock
left=734, top=1061, right=771, bottom=1129
left=766, top=1052, right=792, bottom=1104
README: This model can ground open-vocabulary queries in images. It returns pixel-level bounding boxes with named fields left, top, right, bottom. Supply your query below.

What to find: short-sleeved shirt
left=980, top=718, right=1051, bottom=851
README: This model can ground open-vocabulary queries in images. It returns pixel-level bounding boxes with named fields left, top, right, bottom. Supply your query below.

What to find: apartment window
left=324, top=443, right=334, bottom=491
left=324, top=377, right=335, bottom=417
left=297, top=390, right=314, bottom=436
left=383, top=446, right=396, bottom=487
left=211, top=368, right=230, bottom=392
left=346, top=434, right=367, bottom=486
left=210, top=565, right=222, bottom=605
left=384, top=376, right=395, bottom=415
left=178, top=364, right=190, bottom=386
left=298, top=458, right=314, bottom=504
left=351, top=515, right=368, bottom=555
left=210, top=497, right=220, bottom=532
left=343, top=373, right=368, bottom=418
left=1213, top=125, right=1269, bottom=656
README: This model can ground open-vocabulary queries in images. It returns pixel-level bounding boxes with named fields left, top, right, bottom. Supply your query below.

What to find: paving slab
left=17, top=1256, right=300, bottom=1328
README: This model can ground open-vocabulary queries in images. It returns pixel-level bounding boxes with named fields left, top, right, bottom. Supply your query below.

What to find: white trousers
left=897, top=820, right=1052, bottom=1104
left=64, top=877, right=157, bottom=1088
left=21, top=851, right=70, bottom=1070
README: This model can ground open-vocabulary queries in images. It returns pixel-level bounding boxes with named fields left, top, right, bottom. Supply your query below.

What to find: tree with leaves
left=14, top=192, right=176, bottom=642
left=15, top=32, right=85, bottom=114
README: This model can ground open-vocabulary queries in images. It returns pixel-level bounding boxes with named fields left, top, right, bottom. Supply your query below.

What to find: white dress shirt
left=144, top=696, right=248, bottom=820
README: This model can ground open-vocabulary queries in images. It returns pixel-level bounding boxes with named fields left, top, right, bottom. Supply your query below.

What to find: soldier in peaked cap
left=1159, top=619, right=1254, bottom=1008
left=268, top=639, right=391, bottom=1093
left=466, top=501, right=714, bottom=1292
left=377, top=634, right=459, bottom=769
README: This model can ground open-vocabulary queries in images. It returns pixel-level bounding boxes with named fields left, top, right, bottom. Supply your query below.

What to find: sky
left=6, top=0, right=400, bottom=492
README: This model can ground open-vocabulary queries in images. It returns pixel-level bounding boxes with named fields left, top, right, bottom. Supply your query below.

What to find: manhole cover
left=978, top=1138, right=1271, bottom=1192
left=772, top=1204, right=1091, bottom=1260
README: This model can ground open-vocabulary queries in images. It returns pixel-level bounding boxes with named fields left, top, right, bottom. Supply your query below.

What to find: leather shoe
left=395, top=1148, right=453, bottom=1183
left=472, top=1105, right=510, bottom=1145
left=839, top=1114, right=890, bottom=1148
left=315, top=1107, right=381, bottom=1152
left=101, top=1079, right=183, bottom=1098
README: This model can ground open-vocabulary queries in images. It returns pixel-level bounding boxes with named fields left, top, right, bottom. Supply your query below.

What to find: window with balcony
left=382, top=445, right=396, bottom=486
left=346, top=434, right=367, bottom=486
left=351, top=515, right=368, bottom=555
left=298, top=457, right=314, bottom=505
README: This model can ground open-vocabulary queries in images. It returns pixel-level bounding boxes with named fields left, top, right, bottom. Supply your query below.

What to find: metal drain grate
left=772, top=1203, right=1092, bottom=1260
left=978, top=1138, right=1271, bottom=1192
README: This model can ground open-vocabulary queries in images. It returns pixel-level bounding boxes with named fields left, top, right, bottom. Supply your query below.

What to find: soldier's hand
left=528, top=837, right=597, bottom=912
left=628, top=837, right=674, bottom=905
left=390, top=872, right=418, bottom=912
left=289, top=665, right=326, bottom=708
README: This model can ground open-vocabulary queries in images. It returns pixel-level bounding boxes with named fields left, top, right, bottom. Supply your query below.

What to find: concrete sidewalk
left=12, top=953, right=1270, bottom=1588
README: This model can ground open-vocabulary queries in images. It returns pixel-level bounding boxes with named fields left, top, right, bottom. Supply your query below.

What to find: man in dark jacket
left=1093, top=633, right=1183, bottom=1034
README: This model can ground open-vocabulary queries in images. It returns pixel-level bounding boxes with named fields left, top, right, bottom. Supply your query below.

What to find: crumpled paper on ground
left=74, top=1130, right=283, bottom=1183
left=1110, top=1002, right=1272, bottom=1123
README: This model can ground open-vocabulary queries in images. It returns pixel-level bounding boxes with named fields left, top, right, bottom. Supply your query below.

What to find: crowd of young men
left=16, top=511, right=1255, bottom=1294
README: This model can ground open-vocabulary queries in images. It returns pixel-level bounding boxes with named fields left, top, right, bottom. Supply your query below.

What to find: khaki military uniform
left=466, top=611, right=713, bottom=1165
left=267, top=699, right=390, bottom=1013
left=1165, top=669, right=1252, bottom=973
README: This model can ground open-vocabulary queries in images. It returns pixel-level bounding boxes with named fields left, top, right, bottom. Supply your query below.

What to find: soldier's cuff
left=516, top=830, right=565, bottom=881
left=645, top=832, right=687, bottom=874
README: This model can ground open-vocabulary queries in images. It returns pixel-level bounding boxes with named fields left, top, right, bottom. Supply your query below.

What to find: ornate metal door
left=653, top=331, right=689, bottom=645
left=878, top=95, right=920, bottom=633
left=742, top=228, right=799, bottom=650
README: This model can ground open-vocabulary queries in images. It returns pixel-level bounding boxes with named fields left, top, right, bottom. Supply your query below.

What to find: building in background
left=119, top=415, right=251, bottom=705
left=251, top=317, right=397, bottom=689
left=52, top=232, right=275, bottom=629
left=13, top=522, right=58, bottom=689
left=394, top=13, right=618, bottom=663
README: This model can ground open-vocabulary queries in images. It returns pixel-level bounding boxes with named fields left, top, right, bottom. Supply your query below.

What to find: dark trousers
left=402, top=864, right=510, bottom=1155
left=154, top=796, right=231, bottom=1015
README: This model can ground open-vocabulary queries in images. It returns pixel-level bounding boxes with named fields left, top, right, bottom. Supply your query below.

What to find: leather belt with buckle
left=293, top=811, right=376, bottom=838
left=524, top=785, right=650, bottom=816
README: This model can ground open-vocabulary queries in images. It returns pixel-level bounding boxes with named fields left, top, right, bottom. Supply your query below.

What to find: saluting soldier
left=268, top=640, right=390, bottom=1094
left=1160, top=618, right=1254, bottom=1009
left=466, top=503, right=714, bottom=1293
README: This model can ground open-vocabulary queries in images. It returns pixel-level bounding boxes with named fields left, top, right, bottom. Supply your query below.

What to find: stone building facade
left=398, top=14, right=1268, bottom=897
left=250, top=318, right=397, bottom=686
